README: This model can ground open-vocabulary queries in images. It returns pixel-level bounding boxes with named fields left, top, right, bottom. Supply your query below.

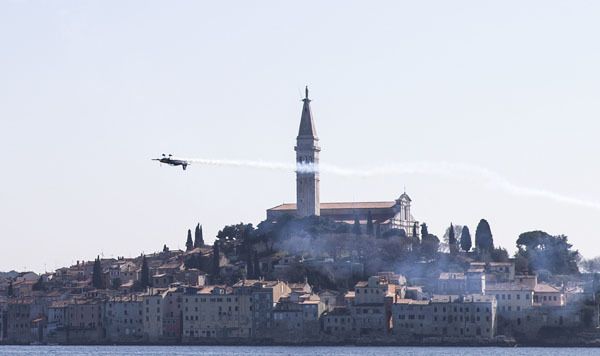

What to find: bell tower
left=295, top=86, right=320, bottom=217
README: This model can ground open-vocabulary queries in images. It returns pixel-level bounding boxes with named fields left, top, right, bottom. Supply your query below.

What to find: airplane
left=152, top=154, right=190, bottom=170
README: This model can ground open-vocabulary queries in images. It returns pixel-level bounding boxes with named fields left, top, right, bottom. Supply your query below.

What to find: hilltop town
left=1, top=90, right=600, bottom=346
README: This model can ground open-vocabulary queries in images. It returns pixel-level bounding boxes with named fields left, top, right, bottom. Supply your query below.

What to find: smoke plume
left=184, top=157, right=600, bottom=211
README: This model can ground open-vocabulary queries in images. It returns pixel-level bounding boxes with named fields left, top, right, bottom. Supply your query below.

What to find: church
left=266, top=88, right=419, bottom=237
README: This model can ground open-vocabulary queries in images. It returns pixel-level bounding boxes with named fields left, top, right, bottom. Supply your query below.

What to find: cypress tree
left=92, top=256, right=103, bottom=289
left=162, top=244, right=169, bottom=253
left=32, top=276, right=44, bottom=291
left=212, top=243, right=221, bottom=275
left=460, top=226, right=472, bottom=252
left=448, top=223, right=458, bottom=255
left=194, top=224, right=204, bottom=248
left=366, top=211, right=374, bottom=236
left=475, top=219, right=494, bottom=252
left=7, top=280, right=13, bottom=297
left=140, top=255, right=150, bottom=289
left=186, top=229, right=194, bottom=251
left=245, top=242, right=254, bottom=278
left=253, top=251, right=261, bottom=278
left=353, top=216, right=362, bottom=235
left=420, top=223, right=429, bottom=240
left=412, top=222, right=420, bottom=246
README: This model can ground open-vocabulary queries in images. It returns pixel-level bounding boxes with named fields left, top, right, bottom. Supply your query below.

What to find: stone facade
left=393, top=294, right=497, bottom=339
left=105, top=295, right=144, bottom=342
left=295, top=87, right=320, bottom=217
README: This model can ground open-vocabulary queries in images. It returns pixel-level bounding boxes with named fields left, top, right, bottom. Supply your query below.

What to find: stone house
left=182, top=285, right=252, bottom=340
left=392, top=294, right=497, bottom=339
left=321, top=307, right=355, bottom=338
left=105, top=295, right=144, bottom=343
left=140, top=289, right=165, bottom=342
left=161, top=286, right=183, bottom=341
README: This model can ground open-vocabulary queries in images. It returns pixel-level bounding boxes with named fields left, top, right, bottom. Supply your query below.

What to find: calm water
left=1, top=347, right=600, bottom=356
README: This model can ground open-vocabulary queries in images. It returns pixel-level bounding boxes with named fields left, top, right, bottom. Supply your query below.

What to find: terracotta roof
left=534, top=284, right=561, bottom=293
left=439, top=272, right=465, bottom=280
left=269, top=201, right=396, bottom=211
left=486, top=283, right=534, bottom=291
left=396, top=299, right=429, bottom=305
left=488, top=262, right=513, bottom=267
left=300, top=300, right=320, bottom=305
left=324, top=307, right=351, bottom=316
left=159, top=261, right=182, bottom=270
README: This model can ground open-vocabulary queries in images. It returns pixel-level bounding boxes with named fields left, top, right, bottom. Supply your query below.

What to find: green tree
left=412, top=223, right=419, bottom=242
left=366, top=211, right=374, bottom=236
left=140, top=255, right=151, bottom=289
left=491, top=247, right=509, bottom=262
left=382, top=228, right=407, bottom=239
left=7, top=280, right=13, bottom=297
left=420, top=223, right=429, bottom=240
left=194, top=224, right=204, bottom=248
left=421, top=234, right=440, bottom=259
left=460, top=226, right=472, bottom=252
left=352, top=216, right=362, bottom=235
left=92, top=256, right=103, bottom=289
left=515, top=230, right=580, bottom=275
left=32, top=276, right=45, bottom=291
left=253, top=251, right=261, bottom=278
left=162, top=244, right=169, bottom=253
left=212, top=242, right=221, bottom=275
left=475, top=219, right=494, bottom=252
left=111, top=278, right=122, bottom=290
left=186, top=229, right=194, bottom=251
left=448, top=223, right=458, bottom=255
left=217, top=223, right=251, bottom=241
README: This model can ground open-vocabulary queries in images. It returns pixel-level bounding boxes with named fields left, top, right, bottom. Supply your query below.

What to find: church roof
left=398, top=192, right=412, bottom=202
left=269, top=201, right=396, bottom=211
left=297, top=86, right=318, bottom=139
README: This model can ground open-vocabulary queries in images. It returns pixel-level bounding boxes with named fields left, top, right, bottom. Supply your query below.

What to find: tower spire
left=295, top=86, right=320, bottom=217
left=298, top=86, right=317, bottom=138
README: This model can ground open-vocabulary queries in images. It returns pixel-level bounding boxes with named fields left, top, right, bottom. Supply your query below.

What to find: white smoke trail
left=184, top=157, right=600, bottom=211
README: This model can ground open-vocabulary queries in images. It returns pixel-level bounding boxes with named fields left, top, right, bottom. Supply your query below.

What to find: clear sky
left=1, top=1, right=600, bottom=272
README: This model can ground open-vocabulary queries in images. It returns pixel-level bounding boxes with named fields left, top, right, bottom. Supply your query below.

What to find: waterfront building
left=182, top=285, right=253, bottom=340
left=105, top=295, right=144, bottom=342
left=6, top=298, right=34, bottom=344
left=141, top=288, right=165, bottom=341
left=272, top=293, right=323, bottom=340
left=162, top=286, right=184, bottom=341
left=321, top=307, right=355, bottom=338
left=351, top=276, right=396, bottom=335
left=392, top=294, right=497, bottom=339
left=65, top=298, right=105, bottom=343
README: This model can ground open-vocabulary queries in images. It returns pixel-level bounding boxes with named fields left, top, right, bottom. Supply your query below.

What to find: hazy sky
left=2, top=1, right=600, bottom=272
